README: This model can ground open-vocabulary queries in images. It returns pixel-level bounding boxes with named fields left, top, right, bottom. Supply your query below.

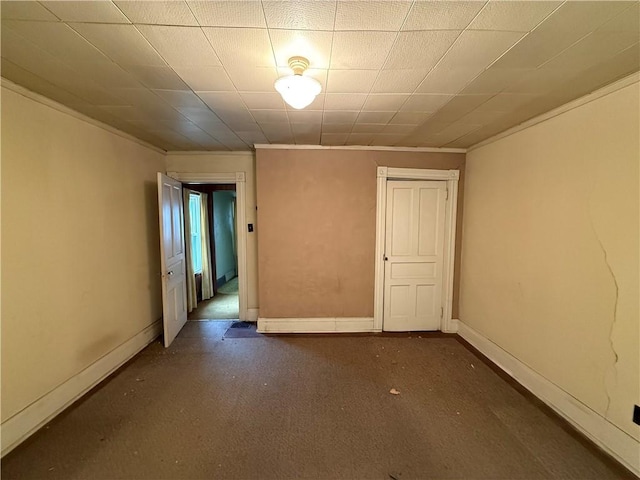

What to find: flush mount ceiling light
left=274, top=56, right=322, bottom=110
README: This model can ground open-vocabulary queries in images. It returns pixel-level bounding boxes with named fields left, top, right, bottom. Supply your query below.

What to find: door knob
left=167, top=270, right=174, bottom=276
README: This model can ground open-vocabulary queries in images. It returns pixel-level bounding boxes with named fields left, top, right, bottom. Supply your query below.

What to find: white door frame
left=167, top=171, right=248, bottom=322
left=374, top=167, right=460, bottom=333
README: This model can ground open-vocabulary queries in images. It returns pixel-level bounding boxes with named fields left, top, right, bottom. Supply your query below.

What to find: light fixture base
left=288, top=56, right=310, bottom=76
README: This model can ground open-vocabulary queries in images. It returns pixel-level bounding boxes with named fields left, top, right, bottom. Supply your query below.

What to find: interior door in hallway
left=157, top=173, right=188, bottom=347
left=383, top=180, right=446, bottom=331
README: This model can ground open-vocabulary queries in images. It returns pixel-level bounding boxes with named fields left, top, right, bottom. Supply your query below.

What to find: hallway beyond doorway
left=189, top=277, right=239, bottom=320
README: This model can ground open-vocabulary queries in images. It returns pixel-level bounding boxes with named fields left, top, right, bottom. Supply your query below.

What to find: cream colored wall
left=460, top=81, right=639, bottom=440
left=1, top=87, right=166, bottom=422
left=165, top=153, right=258, bottom=310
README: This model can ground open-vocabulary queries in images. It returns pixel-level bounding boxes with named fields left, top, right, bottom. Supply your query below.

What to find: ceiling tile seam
left=345, top=0, right=416, bottom=146
left=34, top=2, right=62, bottom=21
left=318, top=0, right=340, bottom=145
left=185, top=23, right=255, bottom=149
left=372, top=1, right=492, bottom=144
left=257, top=0, right=293, bottom=144
left=441, top=125, right=484, bottom=149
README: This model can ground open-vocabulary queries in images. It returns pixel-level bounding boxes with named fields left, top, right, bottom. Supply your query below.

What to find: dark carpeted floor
left=1, top=321, right=633, bottom=480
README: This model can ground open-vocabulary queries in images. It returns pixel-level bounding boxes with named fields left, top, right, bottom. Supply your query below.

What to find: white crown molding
left=165, top=151, right=254, bottom=156
left=253, top=144, right=466, bottom=154
left=1, top=77, right=166, bottom=155
left=468, top=72, right=640, bottom=152
left=457, top=321, right=640, bottom=477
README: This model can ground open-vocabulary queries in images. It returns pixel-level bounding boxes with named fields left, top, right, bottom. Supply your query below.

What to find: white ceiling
left=1, top=1, right=638, bottom=151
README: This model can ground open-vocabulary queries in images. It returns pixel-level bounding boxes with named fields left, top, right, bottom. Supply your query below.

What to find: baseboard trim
left=257, top=317, right=375, bottom=334
left=1, top=320, right=162, bottom=457
left=246, top=309, right=259, bottom=322
left=457, top=321, right=639, bottom=476
left=443, top=318, right=459, bottom=333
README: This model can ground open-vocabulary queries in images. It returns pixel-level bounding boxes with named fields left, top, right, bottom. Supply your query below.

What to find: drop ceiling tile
left=237, top=131, right=269, bottom=144
left=323, top=93, right=367, bottom=110
left=371, top=69, right=430, bottom=94
left=187, top=1, right=266, bottom=27
left=4, top=20, right=110, bottom=64
left=226, top=66, right=278, bottom=92
left=335, top=1, right=412, bottom=31
left=384, top=31, right=460, bottom=71
left=203, top=27, right=274, bottom=67
left=262, top=1, right=337, bottom=30
left=270, top=30, right=333, bottom=69
left=400, top=94, right=453, bottom=112
left=153, top=89, right=207, bottom=108
left=331, top=31, right=396, bottom=69
left=137, top=25, right=221, bottom=67
left=292, top=122, right=321, bottom=136
left=174, top=66, right=235, bottom=91
left=321, top=133, right=348, bottom=145
left=467, top=1, right=562, bottom=32
left=215, top=109, right=256, bottom=127
left=351, top=123, right=386, bottom=134
left=251, top=110, right=289, bottom=123
left=598, top=2, right=640, bottom=33
left=370, top=134, right=406, bottom=146
left=69, top=23, right=165, bottom=66
left=321, top=123, right=353, bottom=134
left=288, top=110, right=323, bottom=123
left=389, top=112, right=432, bottom=124
left=125, top=66, right=189, bottom=90
left=227, top=122, right=263, bottom=133
left=114, top=1, right=198, bottom=26
left=323, top=111, right=359, bottom=123
left=416, top=67, right=480, bottom=94
left=1, top=2, right=60, bottom=21
left=240, top=92, right=285, bottom=110
left=540, top=31, right=640, bottom=71
left=260, top=122, right=292, bottom=135
left=403, top=1, right=485, bottom=30
left=489, top=29, right=581, bottom=69
left=362, top=94, right=409, bottom=112
left=172, top=106, right=220, bottom=123
left=326, top=70, right=378, bottom=94
left=534, top=1, right=633, bottom=34
left=72, top=61, right=143, bottom=89
left=473, top=93, right=539, bottom=113
left=41, top=1, right=131, bottom=23
left=347, top=133, right=374, bottom=145
left=460, top=67, right=532, bottom=94
left=382, top=124, right=417, bottom=134
left=456, top=109, right=509, bottom=125
left=197, top=91, right=245, bottom=111
left=437, top=31, right=526, bottom=70
left=424, top=94, right=492, bottom=122
left=356, top=111, right=394, bottom=124
left=502, top=68, right=578, bottom=94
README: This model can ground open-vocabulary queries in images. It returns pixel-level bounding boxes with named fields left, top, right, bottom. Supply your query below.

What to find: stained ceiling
left=1, top=1, right=638, bottom=151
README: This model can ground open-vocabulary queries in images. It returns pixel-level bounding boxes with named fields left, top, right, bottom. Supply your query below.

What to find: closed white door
left=157, top=173, right=188, bottom=347
left=383, top=180, right=446, bottom=331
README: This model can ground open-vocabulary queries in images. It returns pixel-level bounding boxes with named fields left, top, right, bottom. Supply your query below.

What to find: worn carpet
left=217, top=276, right=238, bottom=295
left=188, top=292, right=238, bottom=320
left=1, top=321, right=632, bottom=480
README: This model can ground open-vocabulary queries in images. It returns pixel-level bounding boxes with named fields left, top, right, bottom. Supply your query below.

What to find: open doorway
left=185, top=183, right=239, bottom=320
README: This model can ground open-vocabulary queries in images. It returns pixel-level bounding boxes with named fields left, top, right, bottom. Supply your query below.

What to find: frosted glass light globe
left=274, top=74, right=322, bottom=110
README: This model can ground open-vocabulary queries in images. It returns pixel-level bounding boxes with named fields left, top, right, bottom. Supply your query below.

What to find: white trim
left=165, top=151, right=253, bottom=157
left=445, top=319, right=459, bottom=334
left=374, top=167, right=459, bottom=333
left=457, top=321, right=640, bottom=477
left=253, top=144, right=466, bottom=154
left=1, top=320, right=162, bottom=457
left=257, top=317, right=375, bottom=334
left=167, top=171, right=249, bottom=322
left=1, top=78, right=165, bottom=155
left=246, top=309, right=259, bottom=322
left=469, top=72, right=640, bottom=152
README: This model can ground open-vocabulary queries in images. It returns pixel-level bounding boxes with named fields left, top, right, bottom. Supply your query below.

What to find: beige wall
left=165, top=153, right=259, bottom=310
left=256, top=148, right=465, bottom=318
left=460, top=81, right=639, bottom=439
left=1, top=87, right=166, bottom=422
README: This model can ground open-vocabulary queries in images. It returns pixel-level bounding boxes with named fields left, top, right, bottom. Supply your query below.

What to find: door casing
left=374, top=167, right=459, bottom=333
left=167, top=171, right=249, bottom=322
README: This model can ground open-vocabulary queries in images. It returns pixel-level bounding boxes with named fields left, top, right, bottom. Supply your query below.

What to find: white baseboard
left=443, top=318, right=459, bottom=333
left=257, top=317, right=375, bottom=334
left=457, top=321, right=640, bottom=477
left=1, top=320, right=162, bottom=457
left=246, top=308, right=259, bottom=322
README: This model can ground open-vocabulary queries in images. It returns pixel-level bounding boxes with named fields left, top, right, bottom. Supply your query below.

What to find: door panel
left=383, top=180, right=446, bottom=332
left=158, top=173, right=188, bottom=347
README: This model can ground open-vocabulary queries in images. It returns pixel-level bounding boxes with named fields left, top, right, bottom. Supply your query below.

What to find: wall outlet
left=633, top=405, right=640, bottom=426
